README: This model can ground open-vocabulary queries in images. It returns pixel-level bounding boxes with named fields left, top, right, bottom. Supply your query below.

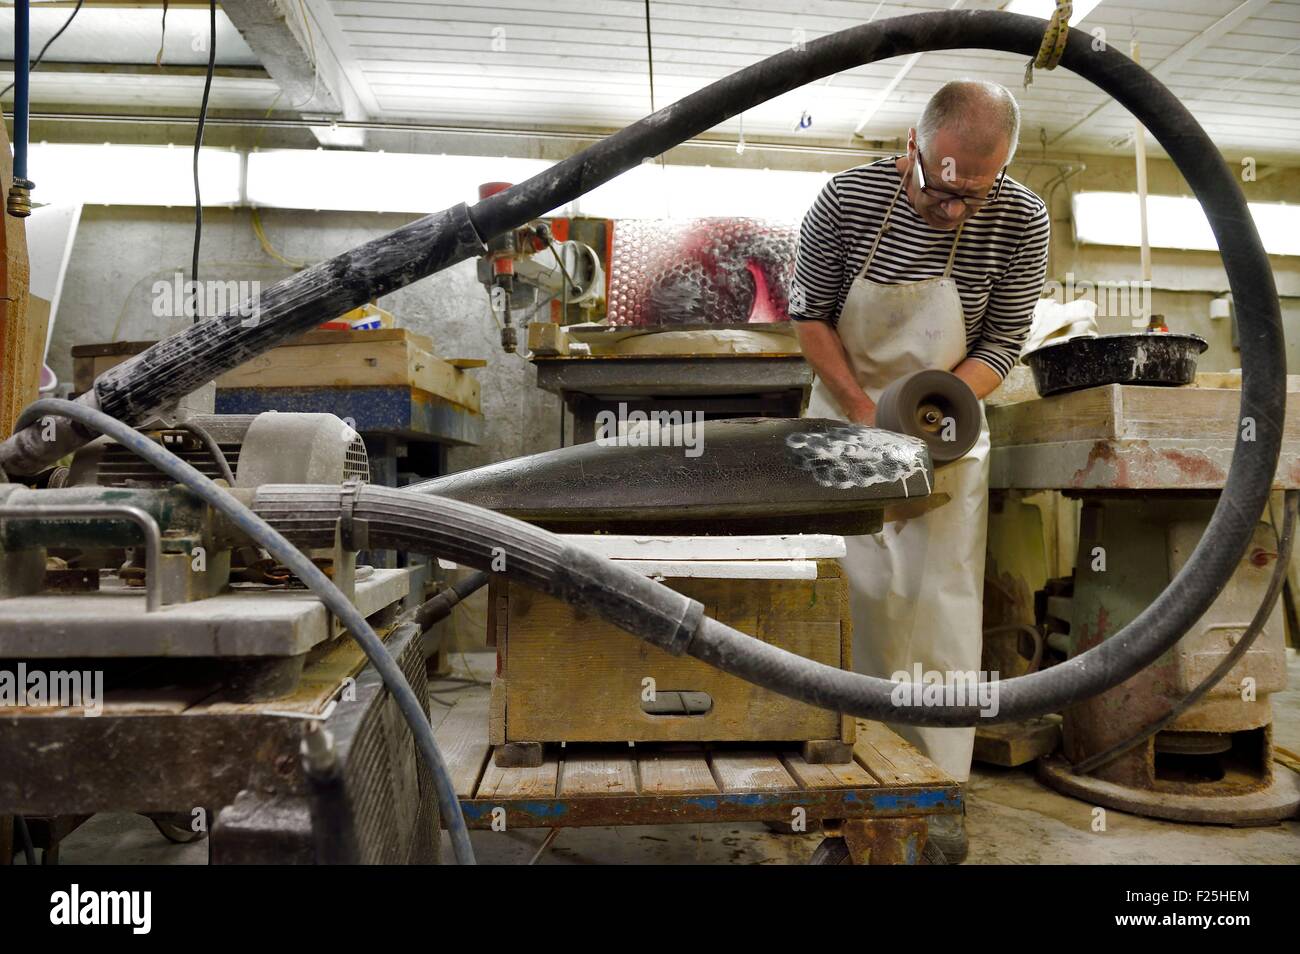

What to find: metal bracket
left=0, top=504, right=164, bottom=611
left=338, top=478, right=370, bottom=552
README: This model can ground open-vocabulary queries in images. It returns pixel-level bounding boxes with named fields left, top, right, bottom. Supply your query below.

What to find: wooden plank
left=611, top=558, right=818, bottom=580
left=988, top=384, right=1300, bottom=447
left=73, top=330, right=480, bottom=412
left=637, top=751, right=719, bottom=795
left=216, top=335, right=480, bottom=411
left=193, top=636, right=366, bottom=716
left=973, top=716, right=1062, bottom=768
left=432, top=693, right=491, bottom=799
left=527, top=321, right=569, bottom=356
left=555, top=533, right=847, bottom=561
left=838, top=566, right=856, bottom=747
left=487, top=676, right=506, bottom=747
left=853, top=720, right=953, bottom=786
left=781, top=753, right=879, bottom=789
left=0, top=116, right=36, bottom=441
left=709, top=752, right=797, bottom=792
left=559, top=752, right=638, bottom=795
left=988, top=385, right=1121, bottom=446
left=475, top=752, right=560, bottom=800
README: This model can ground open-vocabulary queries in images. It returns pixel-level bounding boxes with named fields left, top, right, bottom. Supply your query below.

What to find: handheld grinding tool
left=874, top=369, right=981, bottom=463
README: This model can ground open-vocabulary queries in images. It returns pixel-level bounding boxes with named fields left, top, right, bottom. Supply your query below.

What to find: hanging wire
left=190, top=0, right=217, bottom=318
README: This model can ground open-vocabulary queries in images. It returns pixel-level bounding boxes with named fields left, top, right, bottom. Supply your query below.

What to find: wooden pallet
left=435, top=685, right=960, bottom=834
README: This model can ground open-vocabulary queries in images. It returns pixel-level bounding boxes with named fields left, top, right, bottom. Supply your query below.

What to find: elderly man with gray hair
left=790, top=79, right=1049, bottom=862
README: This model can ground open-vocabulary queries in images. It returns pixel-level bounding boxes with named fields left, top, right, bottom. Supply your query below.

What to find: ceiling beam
left=221, top=0, right=367, bottom=146
left=0, top=60, right=270, bottom=80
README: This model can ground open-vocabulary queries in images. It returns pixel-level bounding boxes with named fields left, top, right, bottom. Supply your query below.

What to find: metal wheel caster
left=808, top=836, right=852, bottom=865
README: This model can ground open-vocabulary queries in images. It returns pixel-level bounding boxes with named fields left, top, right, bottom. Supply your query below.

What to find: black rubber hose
left=14, top=400, right=477, bottom=865
left=410, top=571, right=490, bottom=631
left=250, top=481, right=1274, bottom=727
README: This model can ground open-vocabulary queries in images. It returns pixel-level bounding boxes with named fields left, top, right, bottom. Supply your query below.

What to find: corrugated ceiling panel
left=0, top=8, right=258, bottom=67
left=0, top=0, right=1295, bottom=158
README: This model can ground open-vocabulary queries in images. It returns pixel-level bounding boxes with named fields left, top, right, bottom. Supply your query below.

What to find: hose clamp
left=338, top=478, right=370, bottom=552
left=666, top=597, right=706, bottom=656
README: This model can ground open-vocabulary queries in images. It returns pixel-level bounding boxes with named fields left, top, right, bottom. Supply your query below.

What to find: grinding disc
left=875, top=369, right=980, bottom=463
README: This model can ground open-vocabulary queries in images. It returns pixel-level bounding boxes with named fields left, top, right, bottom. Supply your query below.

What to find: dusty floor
left=27, top=650, right=1300, bottom=866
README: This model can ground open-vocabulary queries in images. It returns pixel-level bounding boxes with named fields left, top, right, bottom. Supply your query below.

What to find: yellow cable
left=1024, top=0, right=1072, bottom=86
left=251, top=207, right=309, bottom=269
left=1034, top=0, right=1072, bottom=70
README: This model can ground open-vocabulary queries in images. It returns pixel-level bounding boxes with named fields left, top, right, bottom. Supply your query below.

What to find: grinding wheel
left=875, top=369, right=980, bottom=463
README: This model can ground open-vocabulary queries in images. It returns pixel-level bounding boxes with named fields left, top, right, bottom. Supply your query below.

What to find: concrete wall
left=1023, top=154, right=1300, bottom=373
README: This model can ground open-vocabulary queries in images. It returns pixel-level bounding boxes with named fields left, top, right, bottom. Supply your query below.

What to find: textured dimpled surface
left=607, top=218, right=797, bottom=326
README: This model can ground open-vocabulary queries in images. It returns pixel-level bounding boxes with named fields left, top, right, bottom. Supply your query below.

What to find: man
left=790, top=80, right=1049, bottom=861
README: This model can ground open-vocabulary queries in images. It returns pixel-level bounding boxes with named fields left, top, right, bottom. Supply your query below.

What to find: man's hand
left=950, top=356, right=1002, bottom=400
left=846, top=398, right=876, bottom=427
left=794, top=320, right=876, bottom=424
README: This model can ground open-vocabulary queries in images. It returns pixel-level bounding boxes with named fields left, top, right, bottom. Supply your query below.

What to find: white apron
left=804, top=177, right=991, bottom=782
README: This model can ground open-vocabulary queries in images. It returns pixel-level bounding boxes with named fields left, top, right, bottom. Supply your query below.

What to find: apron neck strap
left=856, top=176, right=906, bottom=280
left=856, top=165, right=966, bottom=281
left=943, top=223, right=965, bottom=278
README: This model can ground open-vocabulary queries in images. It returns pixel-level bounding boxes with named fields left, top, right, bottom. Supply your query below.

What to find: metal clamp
left=0, top=504, right=164, bottom=611
left=338, top=478, right=370, bottom=552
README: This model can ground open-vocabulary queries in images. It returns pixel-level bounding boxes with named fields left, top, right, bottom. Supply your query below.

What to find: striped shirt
left=790, top=157, right=1050, bottom=379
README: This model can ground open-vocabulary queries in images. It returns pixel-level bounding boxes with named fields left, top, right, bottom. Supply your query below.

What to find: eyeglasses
left=911, top=146, right=1007, bottom=210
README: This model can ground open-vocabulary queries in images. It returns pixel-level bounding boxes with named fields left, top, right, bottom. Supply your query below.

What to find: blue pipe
left=13, top=0, right=30, bottom=183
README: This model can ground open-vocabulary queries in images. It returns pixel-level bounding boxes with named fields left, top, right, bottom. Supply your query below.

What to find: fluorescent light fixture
left=21, top=143, right=832, bottom=219
left=25, top=143, right=242, bottom=207
left=575, top=161, right=670, bottom=219
left=246, top=150, right=558, bottom=214
left=1072, top=191, right=1300, bottom=257
left=575, top=162, right=830, bottom=219
left=1005, top=0, right=1104, bottom=22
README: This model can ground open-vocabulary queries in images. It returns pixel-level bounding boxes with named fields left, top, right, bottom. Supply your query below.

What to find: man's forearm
left=794, top=320, right=875, bottom=424
left=951, top=356, right=1003, bottom=400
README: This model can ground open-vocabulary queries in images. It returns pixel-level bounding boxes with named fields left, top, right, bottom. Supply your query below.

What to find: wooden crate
left=488, top=555, right=854, bottom=758
left=71, top=329, right=481, bottom=413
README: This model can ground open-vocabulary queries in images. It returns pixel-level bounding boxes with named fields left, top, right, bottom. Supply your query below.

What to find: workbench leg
left=841, top=817, right=930, bottom=865
left=428, top=646, right=452, bottom=677
left=0, top=816, right=13, bottom=865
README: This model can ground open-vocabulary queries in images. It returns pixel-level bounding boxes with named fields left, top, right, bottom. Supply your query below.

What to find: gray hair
left=917, top=79, right=1021, bottom=167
